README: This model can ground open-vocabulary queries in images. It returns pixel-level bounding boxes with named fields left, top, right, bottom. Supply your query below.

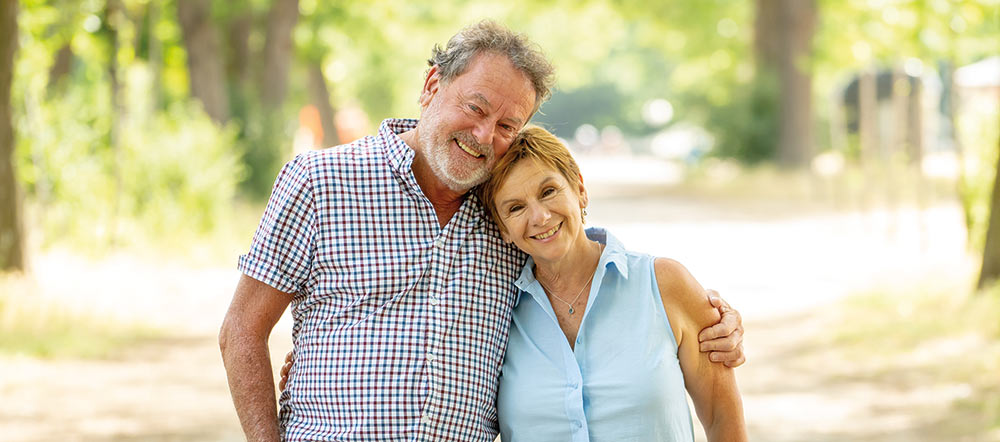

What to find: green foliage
left=118, top=101, right=245, bottom=235
left=703, top=73, right=781, bottom=164
left=15, top=69, right=244, bottom=249
left=239, top=105, right=293, bottom=200
left=9, top=0, right=1000, bottom=256
left=957, top=105, right=1000, bottom=253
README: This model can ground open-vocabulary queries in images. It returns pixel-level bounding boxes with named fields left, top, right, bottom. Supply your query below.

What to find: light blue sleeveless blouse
left=496, top=228, right=695, bottom=442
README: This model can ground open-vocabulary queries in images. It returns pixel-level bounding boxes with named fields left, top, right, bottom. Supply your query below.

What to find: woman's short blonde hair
left=477, top=126, right=582, bottom=234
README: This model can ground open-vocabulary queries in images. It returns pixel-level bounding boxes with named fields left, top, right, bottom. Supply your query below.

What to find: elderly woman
left=477, top=126, right=747, bottom=441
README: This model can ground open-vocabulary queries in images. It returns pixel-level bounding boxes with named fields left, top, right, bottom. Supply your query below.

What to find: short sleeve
left=238, top=154, right=316, bottom=294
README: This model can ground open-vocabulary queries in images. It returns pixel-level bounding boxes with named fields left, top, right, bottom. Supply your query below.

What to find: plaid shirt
left=239, top=119, right=525, bottom=441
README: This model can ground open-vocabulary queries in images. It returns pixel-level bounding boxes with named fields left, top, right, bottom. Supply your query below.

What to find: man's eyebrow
left=472, top=92, right=525, bottom=126
left=472, top=92, right=493, bottom=109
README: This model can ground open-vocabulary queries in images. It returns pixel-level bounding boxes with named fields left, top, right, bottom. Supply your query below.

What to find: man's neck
left=399, top=129, right=468, bottom=227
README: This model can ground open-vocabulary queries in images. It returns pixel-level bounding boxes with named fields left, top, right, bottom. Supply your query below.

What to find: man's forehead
left=454, top=55, right=535, bottom=110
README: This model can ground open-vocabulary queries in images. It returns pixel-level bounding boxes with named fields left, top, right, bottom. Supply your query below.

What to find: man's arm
left=220, top=274, right=295, bottom=442
left=698, top=289, right=746, bottom=368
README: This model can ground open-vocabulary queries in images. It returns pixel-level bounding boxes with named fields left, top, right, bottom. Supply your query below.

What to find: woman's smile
left=531, top=222, right=562, bottom=241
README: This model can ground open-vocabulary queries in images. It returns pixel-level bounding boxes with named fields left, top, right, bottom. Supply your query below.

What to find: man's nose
left=472, top=120, right=495, bottom=147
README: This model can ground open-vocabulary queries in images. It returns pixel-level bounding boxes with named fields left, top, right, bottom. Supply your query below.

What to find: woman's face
left=492, top=158, right=588, bottom=264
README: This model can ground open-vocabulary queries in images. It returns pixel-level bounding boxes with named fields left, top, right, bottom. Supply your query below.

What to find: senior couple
left=220, top=21, right=748, bottom=442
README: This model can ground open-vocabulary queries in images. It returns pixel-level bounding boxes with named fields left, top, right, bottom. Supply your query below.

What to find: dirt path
left=1, top=191, right=987, bottom=441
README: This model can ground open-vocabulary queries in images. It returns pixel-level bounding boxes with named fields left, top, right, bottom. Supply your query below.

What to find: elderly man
left=220, top=21, right=744, bottom=442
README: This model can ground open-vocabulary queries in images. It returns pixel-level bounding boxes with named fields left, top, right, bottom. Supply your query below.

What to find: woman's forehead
left=498, top=159, right=564, bottom=192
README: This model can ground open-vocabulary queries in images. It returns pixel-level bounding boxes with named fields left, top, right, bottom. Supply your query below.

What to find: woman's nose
left=528, top=202, right=551, bottom=225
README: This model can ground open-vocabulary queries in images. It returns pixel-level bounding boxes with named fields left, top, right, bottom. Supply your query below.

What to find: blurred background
left=0, top=0, right=998, bottom=440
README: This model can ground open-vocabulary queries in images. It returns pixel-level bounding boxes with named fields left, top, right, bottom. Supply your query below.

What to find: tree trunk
left=226, top=9, right=252, bottom=85
left=176, top=0, right=230, bottom=123
left=979, top=123, right=1000, bottom=290
left=755, top=0, right=816, bottom=167
left=0, top=0, right=24, bottom=271
left=308, top=61, right=339, bottom=147
left=259, top=0, right=299, bottom=109
left=47, top=44, right=74, bottom=92
left=148, top=1, right=162, bottom=111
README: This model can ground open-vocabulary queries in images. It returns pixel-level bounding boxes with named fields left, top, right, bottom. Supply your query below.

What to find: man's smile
left=455, top=138, right=484, bottom=158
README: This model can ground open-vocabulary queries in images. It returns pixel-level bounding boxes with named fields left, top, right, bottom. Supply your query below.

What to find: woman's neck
left=533, top=232, right=604, bottom=292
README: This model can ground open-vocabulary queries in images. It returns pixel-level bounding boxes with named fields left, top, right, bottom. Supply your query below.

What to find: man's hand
left=278, top=350, right=294, bottom=391
left=697, top=289, right=745, bottom=368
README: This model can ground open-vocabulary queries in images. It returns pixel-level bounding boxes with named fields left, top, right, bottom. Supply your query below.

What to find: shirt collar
left=377, top=118, right=418, bottom=178
left=377, top=118, right=486, bottom=230
left=513, top=227, right=630, bottom=307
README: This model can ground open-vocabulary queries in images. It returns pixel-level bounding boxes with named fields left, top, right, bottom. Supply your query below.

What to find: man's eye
left=469, top=104, right=482, bottom=113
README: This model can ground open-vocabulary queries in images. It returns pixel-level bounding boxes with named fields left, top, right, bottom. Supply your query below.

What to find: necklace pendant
left=568, top=306, right=575, bottom=314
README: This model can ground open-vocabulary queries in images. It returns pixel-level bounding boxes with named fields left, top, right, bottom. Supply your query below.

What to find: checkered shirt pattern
left=238, top=118, right=526, bottom=441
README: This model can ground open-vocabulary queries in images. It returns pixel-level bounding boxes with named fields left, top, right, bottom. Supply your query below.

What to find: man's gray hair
left=428, top=20, right=555, bottom=113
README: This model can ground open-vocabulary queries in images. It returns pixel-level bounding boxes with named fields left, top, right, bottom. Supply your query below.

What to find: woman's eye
left=541, top=187, right=556, bottom=197
left=508, top=205, right=523, bottom=214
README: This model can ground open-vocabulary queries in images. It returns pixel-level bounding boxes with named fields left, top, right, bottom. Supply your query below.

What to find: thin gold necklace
left=539, top=244, right=603, bottom=315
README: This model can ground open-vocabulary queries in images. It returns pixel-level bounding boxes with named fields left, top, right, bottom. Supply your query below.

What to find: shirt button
left=429, top=297, right=439, bottom=306
left=434, top=237, right=445, bottom=248
left=421, top=414, right=432, bottom=425
left=427, top=352, right=436, bottom=362
left=568, top=381, right=579, bottom=389
left=572, top=420, right=582, bottom=430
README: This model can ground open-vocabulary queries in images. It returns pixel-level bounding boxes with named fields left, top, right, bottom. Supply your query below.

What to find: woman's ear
left=577, top=173, right=589, bottom=209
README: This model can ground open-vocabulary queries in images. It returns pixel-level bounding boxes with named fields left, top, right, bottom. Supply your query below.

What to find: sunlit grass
left=676, top=160, right=959, bottom=208
left=830, top=282, right=1000, bottom=354
left=0, top=275, right=162, bottom=359
left=23, top=199, right=265, bottom=268
left=826, top=282, right=1000, bottom=438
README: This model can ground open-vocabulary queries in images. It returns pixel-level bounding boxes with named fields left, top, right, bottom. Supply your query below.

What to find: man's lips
left=455, top=138, right=484, bottom=158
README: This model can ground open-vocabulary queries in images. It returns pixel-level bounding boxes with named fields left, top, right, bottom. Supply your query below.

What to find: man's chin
left=439, top=170, right=488, bottom=193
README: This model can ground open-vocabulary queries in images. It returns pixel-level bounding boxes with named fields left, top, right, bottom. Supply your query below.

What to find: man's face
left=417, top=53, right=536, bottom=192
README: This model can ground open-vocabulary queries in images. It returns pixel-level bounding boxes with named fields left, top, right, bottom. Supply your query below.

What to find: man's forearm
left=221, top=333, right=282, bottom=442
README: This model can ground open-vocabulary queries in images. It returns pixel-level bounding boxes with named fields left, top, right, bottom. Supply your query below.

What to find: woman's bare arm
left=654, top=258, right=747, bottom=442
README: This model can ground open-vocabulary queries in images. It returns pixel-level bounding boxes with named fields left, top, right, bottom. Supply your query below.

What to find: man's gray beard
left=418, top=116, right=493, bottom=193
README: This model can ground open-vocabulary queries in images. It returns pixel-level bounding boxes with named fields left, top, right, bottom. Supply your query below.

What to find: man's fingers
left=278, top=361, right=292, bottom=391
left=699, top=330, right=743, bottom=352
left=710, top=346, right=746, bottom=367
left=698, top=308, right=742, bottom=342
left=706, top=289, right=722, bottom=308
left=284, top=350, right=294, bottom=364
left=723, top=352, right=746, bottom=368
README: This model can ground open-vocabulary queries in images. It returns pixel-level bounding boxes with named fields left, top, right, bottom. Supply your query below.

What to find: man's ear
left=419, top=65, right=442, bottom=109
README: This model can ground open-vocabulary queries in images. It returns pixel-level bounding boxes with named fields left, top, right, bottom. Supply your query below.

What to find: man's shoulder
left=309, top=135, right=384, bottom=162
left=290, top=135, right=394, bottom=177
